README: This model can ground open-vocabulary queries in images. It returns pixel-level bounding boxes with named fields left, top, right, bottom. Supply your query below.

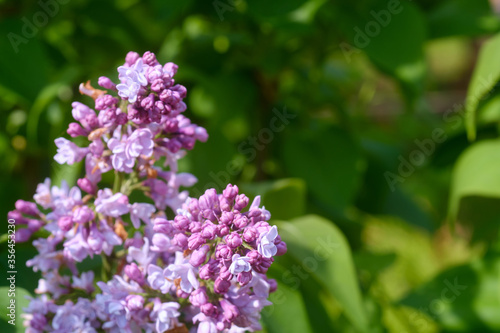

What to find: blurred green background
left=3, top=0, right=500, bottom=332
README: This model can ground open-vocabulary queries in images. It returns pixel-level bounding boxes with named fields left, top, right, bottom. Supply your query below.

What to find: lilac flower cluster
left=10, top=51, right=286, bottom=333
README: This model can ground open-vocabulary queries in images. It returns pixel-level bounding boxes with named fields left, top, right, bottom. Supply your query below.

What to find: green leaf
left=283, top=127, right=365, bottom=212
left=448, top=139, right=500, bottom=224
left=274, top=215, right=370, bottom=332
left=428, top=0, right=500, bottom=39
left=248, top=0, right=309, bottom=18
left=262, top=277, right=315, bottom=333
left=477, top=94, right=500, bottom=124
left=0, top=286, right=32, bottom=333
left=465, top=33, right=500, bottom=140
left=338, top=0, right=427, bottom=104
left=399, top=254, right=500, bottom=331
left=365, top=1, right=427, bottom=104
left=241, top=178, right=307, bottom=220
left=0, top=19, right=50, bottom=102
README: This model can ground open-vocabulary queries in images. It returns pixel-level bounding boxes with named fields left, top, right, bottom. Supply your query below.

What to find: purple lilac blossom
left=17, top=51, right=283, bottom=333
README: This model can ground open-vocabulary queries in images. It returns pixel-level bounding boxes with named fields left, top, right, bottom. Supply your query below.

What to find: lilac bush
left=9, top=51, right=286, bottom=333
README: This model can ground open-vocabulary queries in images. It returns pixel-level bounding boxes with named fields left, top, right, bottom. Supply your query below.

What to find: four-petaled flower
left=257, top=225, right=278, bottom=258
left=229, top=254, right=252, bottom=275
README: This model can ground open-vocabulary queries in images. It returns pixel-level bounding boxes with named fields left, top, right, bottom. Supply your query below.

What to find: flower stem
left=113, top=171, right=124, bottom=193
left=101, top=253, right=111, bottom=281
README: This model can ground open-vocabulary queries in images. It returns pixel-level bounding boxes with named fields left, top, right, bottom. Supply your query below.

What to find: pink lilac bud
left=95, top=94, right=118, bottom=111
left=247, top=250, right=262, bottom=265
left=89, top=139, right=104, bottom=156
left=15, top=228, right=32, bottom=242
left=234, top=194, right=249, bottom=211
left=243, top=227, right=258, bottom=243
left=220, top=299, right=239, bottom=322
left=116, top=112, right=128, bottom=125
left=72, top=206, right=95, bottom=224
left=217, top=224, right=230, bottom=237
left=232, top=214, right=248, bottom=229
left=189, top=245, right=209, bottom=267
left=173, top=215, right=189, bottom=231
left=125, top=295, right=144, bottom=311
left=67, top=123, right=87, bottom=137
left=125, top=263, right=145, bottom=285
left=222, top=184, right=238, bottom=200
left=220, top=211, right=234, bottom=225
left=214, top=277, right=231, bottom=294
left=166, top=139, right=182, bottom=153
left=225, top=233, right=242, bottom=249
left=248, top=208, right=261, bottom=218
left=200, top=303, right=217, bottom=316
left=254, top=257, right=273, bottom=274
left=29, top=313, right=46, bottom=330
left=8, top=210, right=28, bottom=224
left=173, top=84, right=187, bottom=98
left=198, top=264, right=212, bottom=280
left=151, top=79, right=164, bottom=92
left=188, top=233, right=205, bottom=250
left=215, top=244, right=232, bottom=261
left=172, top=233, right=188, bottom=250
left=15, top=200, right=39, bottom=217
left=187, top=198, right=200, bottom=218
left=163, top=62, right=178, bottom=76
left=189, top=221, right=202, bottom=233
left=219, top=266, right=232, bottom=281
left=88, top=224, right=104, bottom=253
left=77, top=178, right=96, bottom=194
left=195, top=126, right=208, bottom=142
left=98, top=76, right=116, bottom=90
left=27, top=219, right=42, bottom=232
left=220, top=198, right=232, bottom=212
left=176, top=289, right=189, bottom=298
left=58, top=216, right=74, bottom=232
left=153, top=217, right=174, bottom=234
left=268, top=279, right=278, bottom=292
left=142, top=51, right=157, bottom=66
left=216, top=321, right=230, bottom=331
left=237, top=271, right=253, bottom=285
left=201, top=222, right=217, bottom=240
left=125, top=51, right=140, bottom=66
left=276, top=241, right=287, bottom=256
left=199, top=259, right=218, bottom=280
left=141, top=93, right=155, bottom=110
left=189, top=287, right=208, bottom=307
left=199, top=189, right=217, bottom=210
left=152, top=233, right=171, bottom=252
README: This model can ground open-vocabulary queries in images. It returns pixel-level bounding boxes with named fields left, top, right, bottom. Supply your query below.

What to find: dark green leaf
left=275, top=215, right=370, bottom=332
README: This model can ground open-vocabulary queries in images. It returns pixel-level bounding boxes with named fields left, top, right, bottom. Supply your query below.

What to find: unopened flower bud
left=189, top=245, right=209, bottom=267
left=98, top=76, right=116, bottom=90
left=15, top=200, right=39, bottom=217
left=214, top=277, right=231, bottom=294
left=225, top=233, right=242, bottom=249
left=125, top=263, right=144, bottom=285
left=237, top=271, right=253, bottom=285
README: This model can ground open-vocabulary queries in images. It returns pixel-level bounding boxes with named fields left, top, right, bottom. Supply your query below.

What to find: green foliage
left=0, top=287, right=32, bottom=333
left=274, top=215, right=370, bottom=332
left=2, top=0, right=500, bottom=332
left=465, top=33, right=500, bottom=140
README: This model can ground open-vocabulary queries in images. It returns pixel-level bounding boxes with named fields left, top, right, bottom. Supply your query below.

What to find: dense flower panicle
left=14, top=51, right=285, bottom=333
